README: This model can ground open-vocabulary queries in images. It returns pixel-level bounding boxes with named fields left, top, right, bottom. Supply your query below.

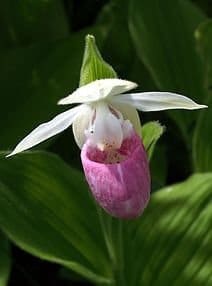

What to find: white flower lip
left=85, top=103, right=124, bottom=151
left=6, top=78, right=207, bottom=157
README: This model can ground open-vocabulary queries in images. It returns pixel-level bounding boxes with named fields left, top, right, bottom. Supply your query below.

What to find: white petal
left=58, top=79, right=137, bottom=105
left=86, top=103, right=123, bottom=150
left=72, top=105, right=93, bottom=149
left=7, top=105, right=85, bottom=157
left=112, top=92, right=207, bottom=111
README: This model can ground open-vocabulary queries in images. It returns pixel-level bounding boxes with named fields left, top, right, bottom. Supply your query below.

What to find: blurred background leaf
left=97, top=0, right=135, bottom=78
left=97, top=0, right=156, bottom=90
left=129, top=0, right=207, bottom=142
left=0, top=35, right=81, bottom=150
left=0, top=0, right=69, bottom=49
left=193, top=20, right=212, bottom=172
left=149, top=145, right=167, bottom=190
left=0, top=232, right=11, bottom=286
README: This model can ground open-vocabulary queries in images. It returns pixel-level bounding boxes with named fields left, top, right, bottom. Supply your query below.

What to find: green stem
left=97, top=208, right=126, bottom=286
left=97, top=207, right=116, bottom=265
left=113, top=220, right=126, bottom=286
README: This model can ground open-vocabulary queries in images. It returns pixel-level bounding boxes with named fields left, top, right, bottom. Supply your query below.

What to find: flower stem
left=113, top=220, right=126, bottom=286
left=97, top=207, right=116, bottom=265
left=97, top=209, right=126, bottom=286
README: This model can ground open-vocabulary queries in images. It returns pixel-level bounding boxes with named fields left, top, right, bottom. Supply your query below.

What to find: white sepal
left=7, top=104, right=85, bottom=157
left=58, top=79, right=137, bottom=105
left=112, top=92, right=207, bottom=111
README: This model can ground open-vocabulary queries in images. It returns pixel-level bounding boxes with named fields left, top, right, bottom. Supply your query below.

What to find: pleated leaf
left=0, top=152, right=111, bottom=284
left=121, top=173, right=212, bottom=285
left=193, top=20, right=212, bottom=172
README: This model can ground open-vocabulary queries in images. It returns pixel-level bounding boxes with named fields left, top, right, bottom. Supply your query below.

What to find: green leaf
left=0, top=0, right=69, bottom=48
left=0, top=232, right=11, bottom=286
left=141, top=121, right=167, bottom=190
left=129, top=0, right=207, bottom=139
left=0, top=152, right=111, bottom=284
left=141, top=121, right=165, bottom=159
left=193, top=20, right=212, bottom=172
left=122, top=173, right=212, bottom=285
left=79, top=34, right=117, bottom=86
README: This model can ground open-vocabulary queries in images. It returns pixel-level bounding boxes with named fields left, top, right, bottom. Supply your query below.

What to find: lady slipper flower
left=7, top=78, right=207, bottom=218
